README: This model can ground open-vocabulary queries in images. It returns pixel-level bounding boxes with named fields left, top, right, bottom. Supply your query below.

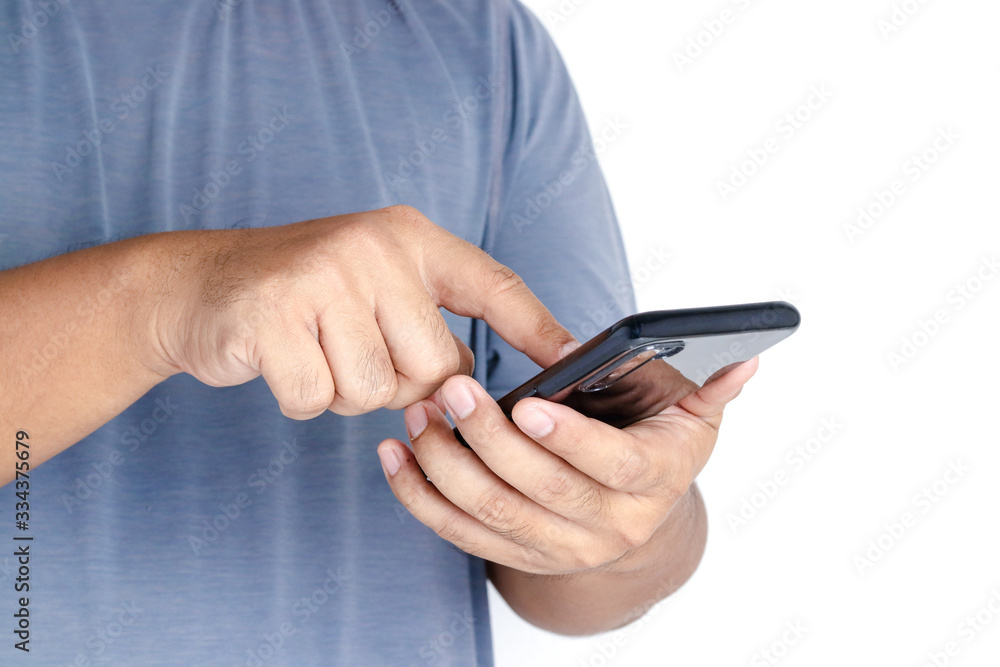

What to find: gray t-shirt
left=0, top=0, right=635, bottom=664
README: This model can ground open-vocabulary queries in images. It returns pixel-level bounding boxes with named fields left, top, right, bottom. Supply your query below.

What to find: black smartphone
left=456, top=301, right=799, bottom=444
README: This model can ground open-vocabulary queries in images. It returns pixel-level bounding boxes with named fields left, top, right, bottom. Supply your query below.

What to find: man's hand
left=145, top=205, right=576, bottom=417
left=0, top=204, right=576, bottom=482
left=377, top=356, right=757, bottom=576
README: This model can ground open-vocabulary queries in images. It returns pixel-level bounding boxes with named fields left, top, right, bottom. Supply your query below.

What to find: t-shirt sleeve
left=484, top=0, right=637, bottom=399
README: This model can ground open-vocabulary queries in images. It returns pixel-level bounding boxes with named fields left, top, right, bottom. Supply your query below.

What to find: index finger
left=425, top=237, right=577, bottom=369
left=510, top=396, right=692, bottom=496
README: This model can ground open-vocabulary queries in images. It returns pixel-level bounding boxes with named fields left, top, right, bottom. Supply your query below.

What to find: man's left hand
left=377, top=357, right=758, bottom=576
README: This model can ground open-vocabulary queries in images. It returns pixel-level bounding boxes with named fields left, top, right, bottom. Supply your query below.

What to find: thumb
left=677, top=357, right=759, bottom=425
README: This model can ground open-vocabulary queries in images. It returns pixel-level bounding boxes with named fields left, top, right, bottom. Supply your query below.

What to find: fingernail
left=560, top=340, right=582, bottom=357
left=405, top=404, right=428, bottom=439
left=517, top=405, right=554, bottom=438
left=379, top=445, right=401, bottom=476
left=443, top=381, right=476, bottom=420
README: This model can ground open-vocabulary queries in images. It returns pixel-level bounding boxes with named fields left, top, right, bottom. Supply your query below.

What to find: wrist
left=119, top=231, right=202, bottom=381
left=601, top=483, right=707, bottom=578
left=487, top=486, right=707, bottom=636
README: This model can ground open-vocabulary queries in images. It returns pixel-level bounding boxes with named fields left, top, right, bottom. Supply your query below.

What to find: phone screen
left=496, top=302, right=800, bottom=430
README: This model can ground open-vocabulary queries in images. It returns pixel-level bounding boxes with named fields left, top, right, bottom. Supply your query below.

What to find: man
left=0, top=0, right=754, bottom=663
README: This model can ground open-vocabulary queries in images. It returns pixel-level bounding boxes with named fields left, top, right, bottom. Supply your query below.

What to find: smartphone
left=456, top=301, right=799, bottom=444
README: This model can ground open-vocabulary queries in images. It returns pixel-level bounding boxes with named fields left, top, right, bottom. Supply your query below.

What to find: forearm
left=488, top=483, right=707, bottom=636
left=0, top=235, right=181, bottom=485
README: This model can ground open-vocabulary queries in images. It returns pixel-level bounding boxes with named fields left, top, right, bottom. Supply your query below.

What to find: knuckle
left=485, top=265, right=525, bottom=299
left=517, top=552, right=551, bottom=575
left=383, top=203, right=419, bottom=219
left=617, top=520, right=656, bottom=553
left=533, top=314, right=571, bottom=347
left=606, top=447, right=650, bottom=489
left=533, top=471, right=575, bottom=506
left=435, top=519, right=465, bottom=545
left=351, top=343, right=398, bottom=409
left=493, top=522, right=537, bottom=551
left=297, top=390, right=335, bottom=418
left=571, top=485, right=607, bottom=522
left=413, top=349, right=461, bottom=385
left=577, top=547, right=614, bottom=572
left=338, top=219, right=389, bottom=257
left=562, top=538, right=615, bottom=573
left=400, top=470, right=434, bottom=508
left=481, top=265, right=566, bottom=344
left=473, top=489, right=517, bottom=531
left=279, top=403, right=316, bottom=421
left=280, top=365, right=334, bottom=419
left=661, top=473, right=691, bottom=508
left=652, top=449, right=696, bottom=501
left=382, top=204, right=430, bottom=230
left=435, top=522, right=486, bottom=560
left=533, top=471, right=606, bottom=522
left=470, top=488, right=539, bottom=551
left=323, top=215, right=398, bottom=268
left=411, top=316, right=462, bottom=382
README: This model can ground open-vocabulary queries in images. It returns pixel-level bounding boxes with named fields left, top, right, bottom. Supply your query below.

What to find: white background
left=490, top=1, right=1000, bottom=666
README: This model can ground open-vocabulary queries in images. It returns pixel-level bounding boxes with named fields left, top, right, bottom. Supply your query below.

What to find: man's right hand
left=144, top=205, right=577, bottom=418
